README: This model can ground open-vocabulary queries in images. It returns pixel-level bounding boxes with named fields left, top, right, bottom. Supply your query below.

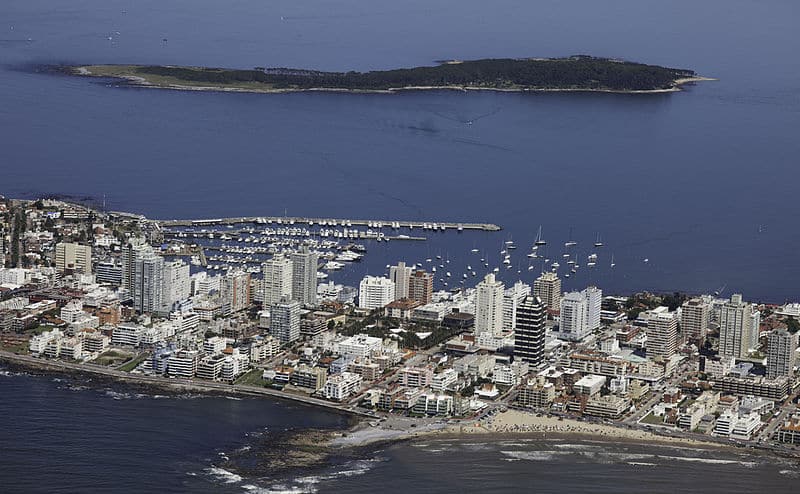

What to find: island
left=64, top=56, right=708, bottom=94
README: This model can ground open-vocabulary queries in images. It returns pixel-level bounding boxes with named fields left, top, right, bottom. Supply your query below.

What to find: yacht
left=534, top=226, right=547, bottom=246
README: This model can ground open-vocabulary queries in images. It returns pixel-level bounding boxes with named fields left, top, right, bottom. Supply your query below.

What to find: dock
left=155, top=215, right=501, bottom=232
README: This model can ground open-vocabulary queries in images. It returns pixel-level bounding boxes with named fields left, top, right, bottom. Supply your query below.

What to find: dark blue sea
left=1, top=369, right=798, bottom=493
left=1, top=0, right=799, bottom=301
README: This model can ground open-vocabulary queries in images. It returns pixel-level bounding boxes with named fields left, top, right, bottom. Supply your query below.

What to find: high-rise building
left=533, top=272, right=561, bottom=311
left=270, top=297, right=301, bottom=345
left=559, top=291, right=588, bottom=341
left=750, top=309, right=762, bottom=352
left=290, top=246, right=318, bottom=306
left=646, top=308, right=678, bottom=361
left=475, top=273, right=505, bottom=336
left=262, top=255, right=293, bottom=308
left=121, top=237, right=146, bottom=294
left=55, top=242, right=92, bottom=275
left=222, top=270, right=251, bottom=313
left=585, top=286, right=602, bottom=331
left=408, top=270, right=433, bottom=304
left=389, top=261, right=413, bottom=300
left=514, top=296, right=546, bottom=366
left=133, top=246, right=163, bottom=314
left=503, top=281, right=531, bottom=331
left=161, top=259, right=190, bottom=312
left=681, top=298, right=711, bottom=342
left=558, top=286, right=602, bottom=341
left=358, top=276, right=395, bottom=310
left=718, top=294, right=753, bottom=358
left=767, top=328, right=797, bottom=379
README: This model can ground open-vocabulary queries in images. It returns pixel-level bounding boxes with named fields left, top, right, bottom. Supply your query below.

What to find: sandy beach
left=333, top=409, right=724, bottom=449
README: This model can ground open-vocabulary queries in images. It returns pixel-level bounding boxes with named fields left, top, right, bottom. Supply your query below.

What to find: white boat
left=471, top=248, right=479, bottom=253
left=594, top=233, right=603, bottom=248
left=610, top=255, right=616, bottom=268
left=534, top=225, right=547, bottom=246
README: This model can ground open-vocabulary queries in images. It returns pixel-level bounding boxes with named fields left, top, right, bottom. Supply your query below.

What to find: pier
left=155, top=215, right=501, bottom=232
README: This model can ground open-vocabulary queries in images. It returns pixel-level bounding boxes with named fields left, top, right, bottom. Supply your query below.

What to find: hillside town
left=1, top=197, right=799, bottom=451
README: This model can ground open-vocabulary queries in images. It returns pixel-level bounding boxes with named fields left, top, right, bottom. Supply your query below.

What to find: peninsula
left=65, top=56, right=706, bottom=94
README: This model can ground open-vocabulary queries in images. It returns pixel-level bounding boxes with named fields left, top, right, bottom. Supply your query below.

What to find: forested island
left=66, top=56, right=706, bottom=94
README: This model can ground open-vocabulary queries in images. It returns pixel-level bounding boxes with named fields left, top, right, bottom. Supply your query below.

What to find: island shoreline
left=77, top=69, right=715, bottom=96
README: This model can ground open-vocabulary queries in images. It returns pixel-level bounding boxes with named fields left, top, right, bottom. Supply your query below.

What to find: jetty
left=155, top=216, right=501, bottom=232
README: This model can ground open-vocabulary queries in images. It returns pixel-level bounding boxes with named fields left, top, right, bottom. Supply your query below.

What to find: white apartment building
left=338, top=334, right=383, bottom=359
left=475, top=273, right=504, bottom=336
left=558, top=286, right=602, bottom=341
left=358, top=276, right=395, bottom=310
left=262, top=255, right=293, bottom=308
left=718, top=294, right=754, bottom=358
left=323, top=372, right=363, bottom=401
left=646, top=308, right=678, bottom=361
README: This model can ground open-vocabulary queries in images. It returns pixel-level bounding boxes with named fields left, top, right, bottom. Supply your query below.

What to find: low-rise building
left=197, top=354, right=226, bottom=380
left=714, top=410, right=762, bottom=440
left=584, top=395, right=631, bottom=419
left=517, top=380, right=556, bottom=408
left=399, top=366, right=434, bottom=388
left=774, top=416, right=800, bottom=444
left=168, top=350, right=199, bottom=378
left=574, top=374, right=606, bottom=397
left=322, top=372, right=363, bottom=401
left=431, top=368, right=458, bottom=392
left=413, top=393, right=454, bottom=416
left=290, top=365, right=327, bottom=391
left=714, top=375, right=789, bottom=401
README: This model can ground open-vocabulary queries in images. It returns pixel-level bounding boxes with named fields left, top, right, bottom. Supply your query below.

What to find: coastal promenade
left=153, top=216, right=501, bottom=232
left=0, top=351, right=376, bottom=419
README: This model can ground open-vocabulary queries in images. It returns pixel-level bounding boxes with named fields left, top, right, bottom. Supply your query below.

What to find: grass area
left=118, top=354, right=148, bottom=372
left=26, top=325, right=54, bottom=336
left=234, top=368, right=266, bottom=387
left=81, top=65, right=280, bottom=91
left=0, top=341, right=29, bottom=354
left=640, top=412, right=666, bottom=425
left=94, top=349, right=133, bottom=366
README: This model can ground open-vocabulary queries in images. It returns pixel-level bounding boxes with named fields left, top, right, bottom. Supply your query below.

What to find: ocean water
left=0, top=368, right=350, bottom=493
left=1, top=0, right=799, bottom=300
left=1, top=370, right=798, bottom=493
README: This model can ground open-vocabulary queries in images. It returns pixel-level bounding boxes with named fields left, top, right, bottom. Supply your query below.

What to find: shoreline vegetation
left=61, top=56, right=712, bottom=95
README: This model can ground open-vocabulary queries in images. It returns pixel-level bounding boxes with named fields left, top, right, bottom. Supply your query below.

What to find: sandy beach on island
left=333, top=409, right=726, bottom=450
